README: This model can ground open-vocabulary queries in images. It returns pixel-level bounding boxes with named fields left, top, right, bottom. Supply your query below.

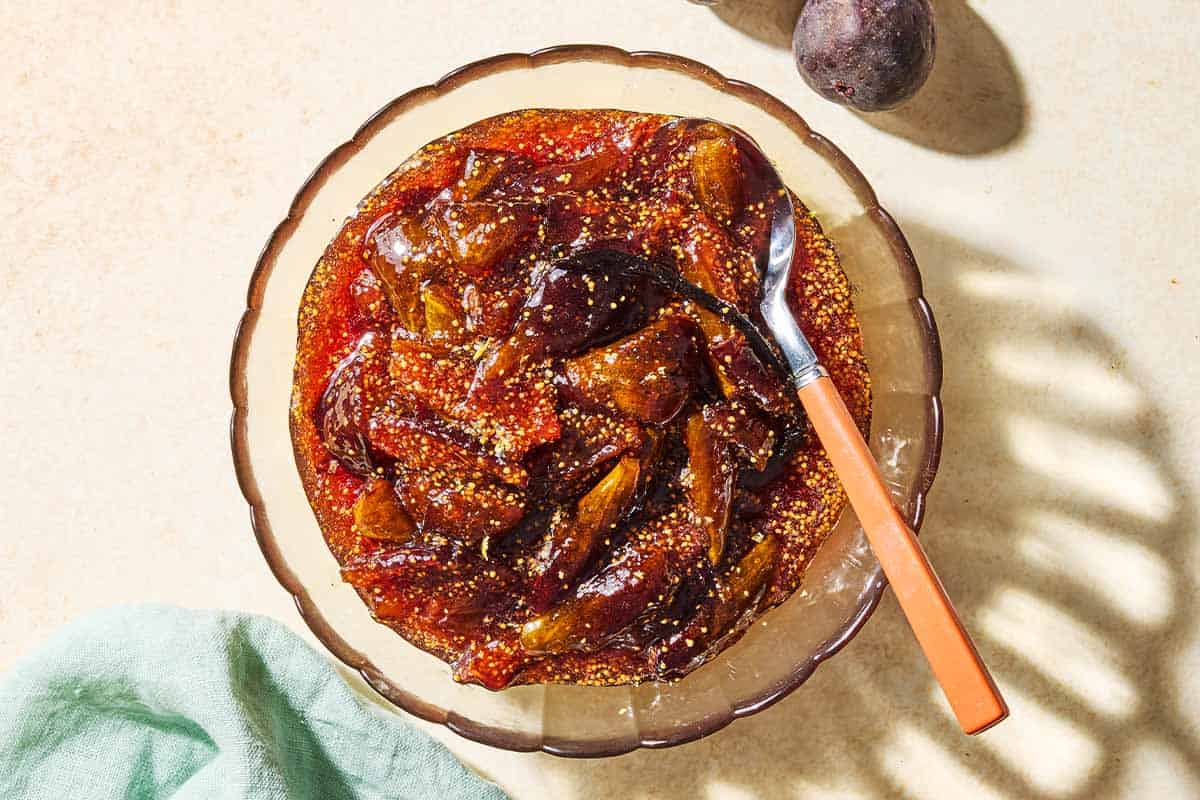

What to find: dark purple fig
left=793, top=0, right=936, bottom=112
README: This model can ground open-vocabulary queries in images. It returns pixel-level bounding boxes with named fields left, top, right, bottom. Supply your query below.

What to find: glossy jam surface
left=291, top=110, right=870, bottom=688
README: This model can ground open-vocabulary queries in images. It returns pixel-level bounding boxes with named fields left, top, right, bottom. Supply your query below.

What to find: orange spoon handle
left=798, top=376, right=1008, bottom=734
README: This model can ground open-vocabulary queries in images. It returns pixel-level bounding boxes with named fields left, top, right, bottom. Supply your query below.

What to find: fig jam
left=291, top=109, right=870, bottom=687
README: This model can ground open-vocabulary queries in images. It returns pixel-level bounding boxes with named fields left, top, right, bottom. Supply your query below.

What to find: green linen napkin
left=0, top=604, right=509, bottom=800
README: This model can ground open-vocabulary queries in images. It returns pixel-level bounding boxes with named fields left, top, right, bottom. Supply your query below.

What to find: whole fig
left=793, top=0, right=936, bottom=112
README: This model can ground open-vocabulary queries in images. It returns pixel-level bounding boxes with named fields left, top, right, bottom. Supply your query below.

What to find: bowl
left=230, top=45, right=942, bottom=757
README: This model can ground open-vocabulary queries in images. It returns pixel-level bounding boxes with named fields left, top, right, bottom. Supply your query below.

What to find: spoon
left=666, top=118, right=1008, bottom=734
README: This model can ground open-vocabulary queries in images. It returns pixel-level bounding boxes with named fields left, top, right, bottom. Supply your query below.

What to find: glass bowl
left=230, top=45, right=942, bottom=757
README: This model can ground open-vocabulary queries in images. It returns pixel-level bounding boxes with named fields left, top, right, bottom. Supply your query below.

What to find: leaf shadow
left=517, top=221, right=1198, bottom=798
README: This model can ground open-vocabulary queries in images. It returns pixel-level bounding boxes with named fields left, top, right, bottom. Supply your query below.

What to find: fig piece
left=690, top=131, right=742, bottom=222
left=461, top=281, right=527, bottom=338
left=351, top=477, right=415, bottom=542
left=654, top=535, right=779, bottom=676
left=367, top=410, right=528, bottom=487
left=672, top=217, right=781, bottom=407
left=453, top=149, right=534, bottom=201
left=507, top=147, right=623, bottom=196
left=555, top=248, right=796, bottom=421
left=364, top=212, right=439, bottom=333
left=340, top=539, right=455, bottom=589
left=454, top=372, right=561, bottom=462
left=388, top=337, right=473, bottom=421
left=470, top=264, right=667, bottom=396
left=707, top=334, right=794, bottom=418
left=520, top=547, right=669, bottom=655
left=684, top=411, right=735, bottom=564
left=318, top=332, right=389, bottom=475
left=558, top=316, right=700, bottom=425
left=343, top=541, right=517, bottom=634
left=677, top=208, right=750, bottom=307
left=421, top=282, right=467, bottom=343
left=721, top=535, right=779, bottom=619
left=521, top=514, right=708, bottom=655
left=431, top=200, right=538, bottom=277
left=518, top=266, right=667, bottom=357
left=452, top=633, right=526, bottom=690
left=526, top=407, right=644, bottom=495
left=390, top=336, right=559, bottom=460
left=395, top=470, right=526, bottom=543
left=703, top=402, right=776, bottom=472
left=349, top=267, right=393, bottom=327
left=529, top=455, right=642, bottom=611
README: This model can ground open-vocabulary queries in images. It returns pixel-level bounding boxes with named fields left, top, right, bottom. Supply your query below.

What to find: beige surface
left=2, top=1, right=1197, bottom=798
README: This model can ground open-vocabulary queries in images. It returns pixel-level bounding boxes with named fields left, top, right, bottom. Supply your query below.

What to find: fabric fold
left=0, top=605, right=509, bottom=800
